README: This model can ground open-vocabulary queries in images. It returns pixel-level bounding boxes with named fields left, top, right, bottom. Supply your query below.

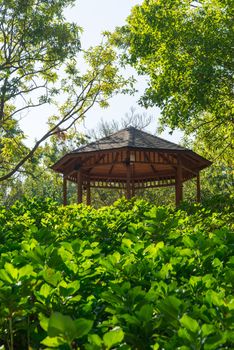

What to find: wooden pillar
left=196, top=172, right=201, bottom=203
left=77, top=171, right=83, bottom=204
left=63, top=176, right=67, bottom=206
left=175, top=156, right=183, bottom=206
left=86, top=179, right=91, bottom=205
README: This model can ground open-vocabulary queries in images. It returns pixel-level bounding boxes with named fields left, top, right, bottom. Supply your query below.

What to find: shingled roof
left=73, top=126, right=187, bottom=153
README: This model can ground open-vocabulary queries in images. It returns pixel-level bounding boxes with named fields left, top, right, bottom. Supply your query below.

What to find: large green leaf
left=47, top=312, right=76, bottom=340
left=41, top=336, right=65, bottom=347
left=103, top=328, right=124, bottom=349
left=180, top=314, right=199, bottom=333
left=42, top=268, right=62, bottom=287
left=74, top=318, right=93, bottom=338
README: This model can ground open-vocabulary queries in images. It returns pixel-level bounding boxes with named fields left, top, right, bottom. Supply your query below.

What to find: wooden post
left=196, top=172, right=201, bottom=203
left=77, top=171, right=83, bottom=204
left=86, top=179, right=91, bottom=205
left=175, top=156, right=183, bottom=206
left=63, top=176, right=67, bottom=206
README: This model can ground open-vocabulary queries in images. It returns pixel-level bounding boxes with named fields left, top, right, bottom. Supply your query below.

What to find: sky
left=20, top=0, right=183, bottom=145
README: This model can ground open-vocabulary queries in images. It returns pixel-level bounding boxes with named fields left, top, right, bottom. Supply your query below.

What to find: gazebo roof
left=72, top=126, right=187, bottom=153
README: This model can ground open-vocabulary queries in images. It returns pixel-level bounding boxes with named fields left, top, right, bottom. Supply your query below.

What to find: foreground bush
left=0, top=197, right=233, bottom=349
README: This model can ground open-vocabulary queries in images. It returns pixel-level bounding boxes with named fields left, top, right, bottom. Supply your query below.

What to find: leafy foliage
left=113, top=0, right=233, bottom=163
left=0, top=0, right=134, bottom=182
left=0, top=0, right=81, bottom=179
left=0, top=197, right=233, bottom=349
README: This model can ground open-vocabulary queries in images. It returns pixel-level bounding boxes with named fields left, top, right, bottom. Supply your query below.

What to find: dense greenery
left=0, top=0, right=133, bottom=182
left=113, top=0, right=233, bottom=163
left=0, top=0, right=80, bottom=179
left=0, top=2, right=233, bottom=349
left=0, top=197, right=233, bottom=349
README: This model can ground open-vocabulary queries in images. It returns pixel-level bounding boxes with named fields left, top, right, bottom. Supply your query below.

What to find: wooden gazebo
left=51, top=126, right=211, bottom=206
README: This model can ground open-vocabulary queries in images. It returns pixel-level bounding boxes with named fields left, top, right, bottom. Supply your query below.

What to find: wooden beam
left=159, top=153, right=177, bottom=169
left=108, top=152, right=119, bottom=174
left=80, top=160, right=177, bottom=169
left=63, top=156, right=94, bottom=177
left=86, top=154, right=106, bottom=173
left=182, top=165, right=198, bottom=176
left=63, top=176, right=67, bottom=206
left=180, top=155, right=199, bottom=176
left=175, top=156, right=183, bottom=206
left=144, top=151, right=158, bottom=174
left=196, top=172, right=201, bottom=203
left=77, top=171, right=83, bottom=204
left=86, top=170, right=175, bottom=181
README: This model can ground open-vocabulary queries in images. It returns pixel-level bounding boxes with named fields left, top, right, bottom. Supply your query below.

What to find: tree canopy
left=113, top=0, right=233, bottom=163
left=0, top=0, right=80, bottom=179
left=0, top=0, right=133, bottom=182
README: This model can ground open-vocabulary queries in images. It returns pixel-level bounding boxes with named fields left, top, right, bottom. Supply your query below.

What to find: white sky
left=20, top=0, right=183, bottom=145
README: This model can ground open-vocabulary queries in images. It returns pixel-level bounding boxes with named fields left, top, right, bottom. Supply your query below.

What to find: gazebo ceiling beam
left=143, top=151, right=158, bottom=174
left=182, top=164, right=198, bottom=176
left=63, top=155, right=93, bottom=177
left=159, top=153, right=177, bottom=170
left=63, top=160, right=81, bottom=178
left=82, top=161, right=171, bottom=168
left=81, top=172, right=176, bottom=181
left=159, top=152, right=199, bottom=177
left=108, top=152, right=120, bottom=175
left=180, top=155, right=202, bottom=174
left=85, top=154, right=106, bottom=174
left=74, top=150, right=189, bottom=169
left=183, top=153, right=201, bottom=165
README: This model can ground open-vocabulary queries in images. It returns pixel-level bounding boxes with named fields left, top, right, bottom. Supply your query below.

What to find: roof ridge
left=73, top=126, right=133, bottom=152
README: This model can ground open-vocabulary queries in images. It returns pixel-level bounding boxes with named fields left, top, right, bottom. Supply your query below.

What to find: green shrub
left=0, top=197, right=233, bottom=349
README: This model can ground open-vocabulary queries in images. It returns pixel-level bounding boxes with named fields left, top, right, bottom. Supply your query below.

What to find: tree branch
left=0, top=76, right=101, bottom=181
